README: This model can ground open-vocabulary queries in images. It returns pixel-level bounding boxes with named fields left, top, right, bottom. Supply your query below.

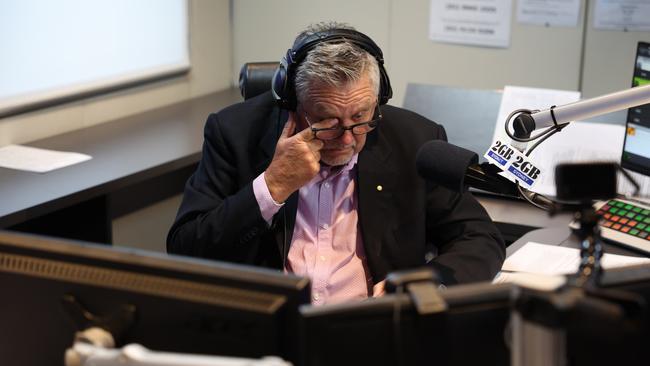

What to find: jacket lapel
left=254, top=107, right=285, bottom=173
left=357, top=127, right=396, bottom=262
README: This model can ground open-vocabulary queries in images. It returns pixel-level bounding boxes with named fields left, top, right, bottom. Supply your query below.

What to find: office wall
left=0, top=0, right=232, bottom=146
left=232, top=0, right=391, bottom=87
left=581, top=3, right=650, bottom=98
left=233, top=1, right=650, bottom=105
left=233, top=0, right=586, bottom=107
left=389, top=1, right=585, bottom=103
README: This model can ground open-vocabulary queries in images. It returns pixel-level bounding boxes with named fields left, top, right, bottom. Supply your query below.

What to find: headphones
left=271, top=28, right=393, bottom=110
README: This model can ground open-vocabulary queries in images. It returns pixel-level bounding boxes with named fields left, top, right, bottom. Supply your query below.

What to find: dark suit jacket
left=167, top=91, right=505, bottom=285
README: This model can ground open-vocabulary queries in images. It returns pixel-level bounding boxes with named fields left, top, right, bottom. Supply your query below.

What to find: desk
left=507, top=226, right=647, bottom=258
left=475, top=193, right=573, bottom=243
left=0, top=88, right=242, bottom=243
left=0, top=87, right=564, bottom=244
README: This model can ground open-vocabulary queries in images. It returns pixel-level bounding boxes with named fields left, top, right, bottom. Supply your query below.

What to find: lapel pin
left=376, top=185, right=383, bottom=192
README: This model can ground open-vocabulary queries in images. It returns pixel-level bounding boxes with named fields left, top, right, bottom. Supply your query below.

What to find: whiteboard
left=0, top=0, right=189, bottom=116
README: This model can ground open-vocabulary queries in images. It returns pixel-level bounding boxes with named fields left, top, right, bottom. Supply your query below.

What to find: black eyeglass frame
left=303, top=104, right=383, bottom=141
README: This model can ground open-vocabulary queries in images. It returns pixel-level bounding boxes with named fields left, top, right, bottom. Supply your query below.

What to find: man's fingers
left=279, top=117, right=296, bottom=140
left=309, top=138, right=324, bottom=152
left=295, top=123, right=317, bottom=142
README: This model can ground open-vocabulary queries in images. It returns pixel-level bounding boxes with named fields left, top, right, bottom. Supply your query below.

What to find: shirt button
left=324, top=182, right=330, bottom=188
left=321, top=223, right=329, bottom=229
left=319, top=255, right=326, bottom=261
left=313, top=293, right=320, bottom=301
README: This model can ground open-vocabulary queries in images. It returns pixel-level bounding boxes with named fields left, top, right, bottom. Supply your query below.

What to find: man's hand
left=264, top=112, right=330, bottom=203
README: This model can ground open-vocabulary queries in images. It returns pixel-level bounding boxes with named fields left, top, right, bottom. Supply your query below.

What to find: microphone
left=512, top=84, right=650, bottom=139
left=416, top=140, right=554, bottom=209
left=416, top=140, right=518, bottom=195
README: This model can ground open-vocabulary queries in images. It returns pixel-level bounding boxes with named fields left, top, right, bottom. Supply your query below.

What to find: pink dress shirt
left=253, top=154, right=384, bottom=305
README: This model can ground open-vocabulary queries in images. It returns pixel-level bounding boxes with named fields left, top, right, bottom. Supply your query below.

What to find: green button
left=610, top=208, right=619, bottom=214
left=609, top=200, right=618, bottom=205
left=644, top=217, right=650, bottom=224
left=637, top=223, right=647, bottom=230
left=642, top=209, right=650, bottom=215
left=616, top=202, right=625, bottom=208
left=630, top=229, right=640, bottom=235
left=625, top=204, right=633, bottom=210
left=633, top=207, right=642, bottom=213
left=645, top=226, right=650, bottom=232
left=627, top=212, right=636, bottom=218
left=619, top=210, right=628, bottom=216
left=636, top=215, right=645, bottom=221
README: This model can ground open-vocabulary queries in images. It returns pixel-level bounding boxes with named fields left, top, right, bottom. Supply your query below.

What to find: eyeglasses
left=304, top=104, right=382, bottom=140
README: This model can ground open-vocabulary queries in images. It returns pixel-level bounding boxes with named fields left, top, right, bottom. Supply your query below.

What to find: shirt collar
left=318, top=153, right=359, bottom=181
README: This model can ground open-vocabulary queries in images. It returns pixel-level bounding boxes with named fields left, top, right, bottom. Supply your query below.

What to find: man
left=167, top=23, right=505, bottom=305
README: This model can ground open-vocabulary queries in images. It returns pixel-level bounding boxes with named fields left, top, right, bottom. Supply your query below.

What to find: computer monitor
left=0, top=230, right=310, bottom=366
left=299, top=262, right=650, bottom=366
left=298, top=281, right=512, bottom=366
left=621, top=41, right=650, bottom=177
left=566, top=262, right=650, bottom=365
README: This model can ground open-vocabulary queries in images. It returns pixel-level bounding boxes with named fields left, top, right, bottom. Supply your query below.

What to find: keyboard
left=575, top=198, right=650, bottom=255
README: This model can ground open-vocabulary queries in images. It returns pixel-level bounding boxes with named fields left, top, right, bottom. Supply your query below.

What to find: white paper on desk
left=492, top=271, right=566, bottom=291
left=0, top=144, right=91, bottom=173
left=502, top=242, right=650, bottom=276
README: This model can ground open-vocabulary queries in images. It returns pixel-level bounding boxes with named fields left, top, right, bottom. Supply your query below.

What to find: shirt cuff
left=253, top=172, right=284, bottom=224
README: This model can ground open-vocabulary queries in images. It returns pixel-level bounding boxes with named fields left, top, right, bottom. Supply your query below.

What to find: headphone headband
left=272, top=28, right=392, bottom=110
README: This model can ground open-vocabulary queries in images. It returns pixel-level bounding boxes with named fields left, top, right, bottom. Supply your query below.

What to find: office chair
left=238, top=62, right=278, bottom=100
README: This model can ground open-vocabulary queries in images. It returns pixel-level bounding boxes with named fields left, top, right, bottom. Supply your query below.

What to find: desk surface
left=476, top=193, right=573, bottom=229
left=507, top=226, right=647, bottom=258
left=0, top=88, right=242, bottom=228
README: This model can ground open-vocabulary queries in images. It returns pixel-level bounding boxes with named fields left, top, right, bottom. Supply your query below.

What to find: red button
left=629, top=221, right=638, bottom=227
left=604, top=213, right=612, bottom=219
left=621, top=226, right=631, bottom=233
left=603, top=221, right=613, bottom=228
left=613, top=223, right=622, bottom=230
left=611, top=216, right=621, bottom=222
left=620, top=218, right=629, bottom=224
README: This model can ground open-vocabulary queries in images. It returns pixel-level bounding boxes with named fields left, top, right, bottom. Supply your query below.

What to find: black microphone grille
left=415, top=140, right=479, bottom=192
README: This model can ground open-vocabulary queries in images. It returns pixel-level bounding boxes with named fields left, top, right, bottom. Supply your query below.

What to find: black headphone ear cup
left=271, top=64, right=287, bottom=108
left=378, top=64, right=392, bottom=105
left=272, top=51, right=299, bottom=110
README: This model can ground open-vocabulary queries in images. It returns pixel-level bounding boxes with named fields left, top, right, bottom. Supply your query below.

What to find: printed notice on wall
left=594, top=0, right=650, bottom=31
left=516, top=0, right=580, bottom=27
left=429, top=0, right=512, bottom=48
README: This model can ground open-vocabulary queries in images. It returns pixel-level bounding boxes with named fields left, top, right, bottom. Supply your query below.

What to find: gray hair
left=293, top=22, right=380, bottom=104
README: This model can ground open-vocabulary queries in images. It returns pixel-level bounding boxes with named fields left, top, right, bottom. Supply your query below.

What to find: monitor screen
left=299, top=282, right=512, bottom=366
left=0, top=230, right=310, bottom=365
left=622, top=41, right=650, bottom=177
